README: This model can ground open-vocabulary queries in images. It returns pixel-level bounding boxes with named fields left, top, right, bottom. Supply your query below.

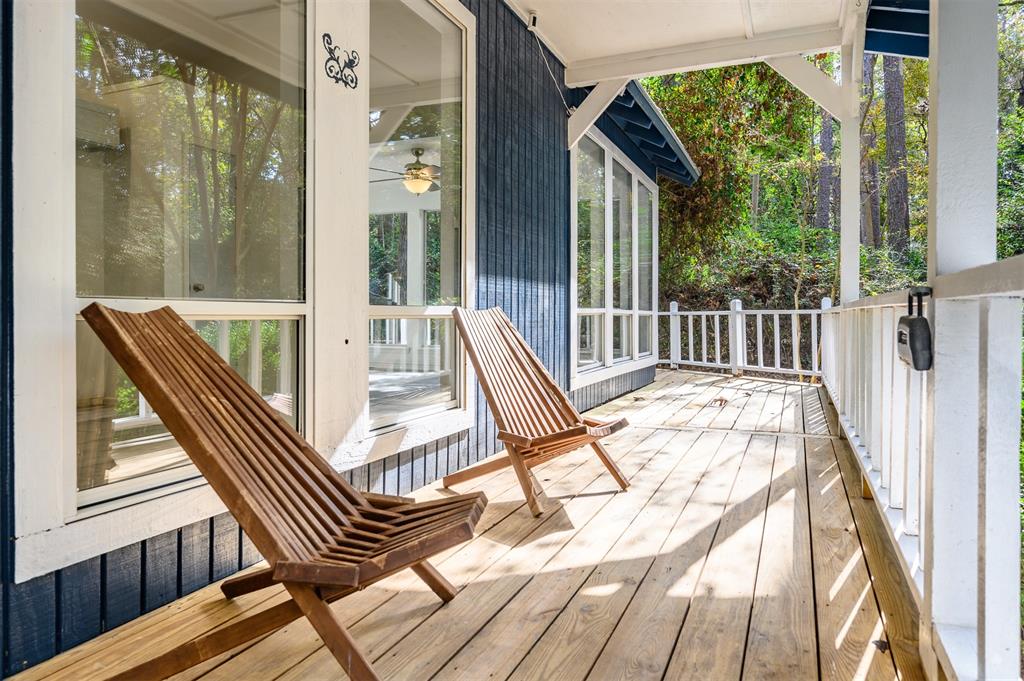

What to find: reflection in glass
left=638, top=184, right=654, bottom=311
left=612, top=161, right=632, bottom=310
left=369, top=317, right=459, bottom=430
left=74, top=1, right=305, bottom=301
left=638, top=314, right=652, bottom=355
left=76, top=319, right=299, bottom=503
left=578, top=314, right=604, bottom=370
left=369, top=213, right=409, bottom=306
left=368, top=0, right=464, bottom=427
left=613, top=314, right=632, bottom=360
left=577, top=136, right=606, bottom=309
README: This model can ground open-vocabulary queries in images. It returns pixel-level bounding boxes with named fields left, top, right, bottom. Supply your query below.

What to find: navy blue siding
left=0, top=1, right=656, bottom=675
left=570, top=366, right=658, bottom=413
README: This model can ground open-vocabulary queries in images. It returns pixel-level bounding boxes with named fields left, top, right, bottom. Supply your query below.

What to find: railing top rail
left=659, top=308, right=822, bottom=315
left=826, top=253, right=1024, bottom=311
left=932, top=253, right=1024, bottom=300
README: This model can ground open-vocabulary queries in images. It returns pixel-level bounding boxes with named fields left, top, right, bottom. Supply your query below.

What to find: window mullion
left=603, top=142, right=614, bottom=369
left=626, top=173, right=634, bottom=360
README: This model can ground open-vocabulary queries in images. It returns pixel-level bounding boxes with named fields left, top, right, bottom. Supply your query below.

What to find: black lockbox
left=896, top=287, right=932, bottom=371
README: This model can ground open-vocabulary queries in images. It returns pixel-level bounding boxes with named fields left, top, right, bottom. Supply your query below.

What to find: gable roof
left=595, top=81, right=701, bottom=186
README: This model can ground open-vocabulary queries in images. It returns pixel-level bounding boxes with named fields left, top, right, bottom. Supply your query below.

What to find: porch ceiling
left=505, top=0, right=848, bottom=87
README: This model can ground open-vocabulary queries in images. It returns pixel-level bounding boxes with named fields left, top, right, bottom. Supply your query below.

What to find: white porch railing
left=659, top=262, right=1023, bottom=679
left=659, top=299, right=824, bottom=378
left=821, top=254, right=1024, bottom=681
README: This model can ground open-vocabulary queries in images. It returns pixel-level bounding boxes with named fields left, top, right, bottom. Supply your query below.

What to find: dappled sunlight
left=578, top=581, right=624, bottom=598
left=40, top=372, right=919, bottom=681
left=830, top=545, right=865, bottom=601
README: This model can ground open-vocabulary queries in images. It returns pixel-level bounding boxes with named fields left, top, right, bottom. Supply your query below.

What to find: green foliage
left=999, top=109, right=1024, bottom=259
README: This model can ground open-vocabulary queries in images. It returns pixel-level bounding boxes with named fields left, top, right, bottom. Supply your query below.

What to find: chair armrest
left=362, top=491, right=415, bottom=508
left=582, top=416, right=628, bottom=438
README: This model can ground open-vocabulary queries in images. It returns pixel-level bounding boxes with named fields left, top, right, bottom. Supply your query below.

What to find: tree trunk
left=751, top=172, right=760, bottom=229
left=883, top=56, right=911, bottom=257
left=815, top=107, right=834, bottom=231
left=860, top=54, right=880, bottom=247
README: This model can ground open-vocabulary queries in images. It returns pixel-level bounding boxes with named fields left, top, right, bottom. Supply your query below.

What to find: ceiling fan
left=370, top=147, right=441, bottom=195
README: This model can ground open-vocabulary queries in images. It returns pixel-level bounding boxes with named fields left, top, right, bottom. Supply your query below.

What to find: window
left=73, top=0, right=305, bottom=507
left=14, top=0, right=475, bottom=580
left=367, top=0, right=467, bottom=432
left=638, top=184, right=655, bottom=355
left=576, top=136, right=606, bottom=371
left=571, top=130, right=658, bottom=388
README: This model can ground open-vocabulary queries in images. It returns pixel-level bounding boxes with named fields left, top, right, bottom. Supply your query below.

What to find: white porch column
left=922, top=1, right=1005, bottom=680
left=839, top=43, right=860, bottom=304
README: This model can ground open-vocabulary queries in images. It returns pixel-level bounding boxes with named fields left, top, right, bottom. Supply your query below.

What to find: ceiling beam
left=739, top=0, right=755, bottom=39
left=567, top=77, right=630, bottom=148
left=564, top=24, right=842, bottom=87
left=765, top=55, right=847, bottom=119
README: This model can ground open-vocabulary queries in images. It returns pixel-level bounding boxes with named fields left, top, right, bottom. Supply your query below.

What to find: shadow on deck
left=13, top=370, right=926, bottom=681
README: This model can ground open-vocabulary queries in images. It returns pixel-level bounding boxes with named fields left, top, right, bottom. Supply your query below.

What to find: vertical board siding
left=0, top=1, right=656, bottom=675
left=0, top=0, right=12, bottom=675
left=570, top=366, right=657, bottom=413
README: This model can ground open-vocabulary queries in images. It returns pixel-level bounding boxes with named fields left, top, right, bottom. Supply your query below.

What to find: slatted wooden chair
left=443, top=307, right=629, bottom=516
left=81, top=303, right=487, bottom=681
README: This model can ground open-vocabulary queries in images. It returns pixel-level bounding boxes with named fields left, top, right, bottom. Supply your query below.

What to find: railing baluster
left=790, top=312, right=799, bottom=372
left=890, top=360, right=908, bottom=509
left=773, top=313, right=781, bottom=370
left=701, top=315, right=707, bottom=364
left=669, top=301, right=680, bottom=368
left=714, top=314, right=721, bottom=365
left=879, top=307, right=895, bottom=489
left=810, top=311, right=819, bottom=374
left=687, top=314, right=694, bottom=362
left=756, top=313, right=764, bottom=368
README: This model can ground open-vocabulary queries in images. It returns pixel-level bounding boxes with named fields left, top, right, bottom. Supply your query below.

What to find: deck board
left=15, top=370, right=925, bottom=681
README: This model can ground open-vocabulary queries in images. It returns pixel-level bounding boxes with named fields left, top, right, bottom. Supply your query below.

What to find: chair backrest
left=81, top=303, right=368, bottom=565
left=453, top=307, right=582, bottom=440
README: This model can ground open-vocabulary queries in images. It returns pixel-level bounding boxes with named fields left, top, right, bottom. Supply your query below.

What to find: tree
left=861, top=54, right=881, bottom=248
left=883, top=56, right=911, bottom=258
left=815, top=107, right=835, bottom=232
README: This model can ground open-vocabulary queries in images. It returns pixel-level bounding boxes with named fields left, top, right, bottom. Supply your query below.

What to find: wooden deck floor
left=15, top=370, right=926, bottom=681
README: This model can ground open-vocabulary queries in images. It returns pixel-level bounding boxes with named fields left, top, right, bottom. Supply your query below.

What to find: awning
left=865, top=0, right=929, bottom=59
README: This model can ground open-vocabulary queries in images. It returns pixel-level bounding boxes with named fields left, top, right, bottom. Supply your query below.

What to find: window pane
left=638, top=314, right=652, bottom=355
left=369, top=214, right=408, bottom=305
left=612, top=161, right=632, bottom=309
left=76, top=319, right=299, bottom=502
left=369, top=0, right=463, bottom=307
left=577, top=137, right=605, bottom=308
left=638, top=185, right=654, bottom=311
left=578, top=314, right=604, bottom=370
left=612, top=314, right=632, bottom=360
left=369, top=317, right=459, bottom=429
left=75, top=2, right=306, bottom=301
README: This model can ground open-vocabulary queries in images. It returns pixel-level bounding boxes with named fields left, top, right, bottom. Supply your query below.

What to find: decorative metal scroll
left=322, top=33, right=359, bottom=89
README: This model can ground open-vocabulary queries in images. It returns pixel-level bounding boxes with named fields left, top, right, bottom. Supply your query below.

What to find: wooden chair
left=81, top=303, right=487, bottom=681
left=443, top=307, right=629, bottom=516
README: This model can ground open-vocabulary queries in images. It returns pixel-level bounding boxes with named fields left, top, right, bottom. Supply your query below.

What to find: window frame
left=569, top=128, right=659, bottom=391
left=339, top=0, right=476, bottom=466
left=10, top=0, right=476, bottom=582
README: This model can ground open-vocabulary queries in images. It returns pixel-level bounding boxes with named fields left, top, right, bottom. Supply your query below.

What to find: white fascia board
left=565, top=24, right=842, bottom=88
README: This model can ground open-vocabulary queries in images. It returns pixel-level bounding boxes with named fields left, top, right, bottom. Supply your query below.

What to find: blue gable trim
left=865, top=0, right=929, bottom=59
left=569, top=81, right=700, bottom=186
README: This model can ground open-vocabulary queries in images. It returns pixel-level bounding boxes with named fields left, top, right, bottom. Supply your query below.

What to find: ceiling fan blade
left=370, top=178, right=402, bottom=183
left=369, top=167, right=406, bottom=176
left=428, top=181, right=441, bottom=192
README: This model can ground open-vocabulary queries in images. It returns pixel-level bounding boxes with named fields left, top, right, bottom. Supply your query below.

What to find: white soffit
left=505, top=0, right=846, bottom=86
